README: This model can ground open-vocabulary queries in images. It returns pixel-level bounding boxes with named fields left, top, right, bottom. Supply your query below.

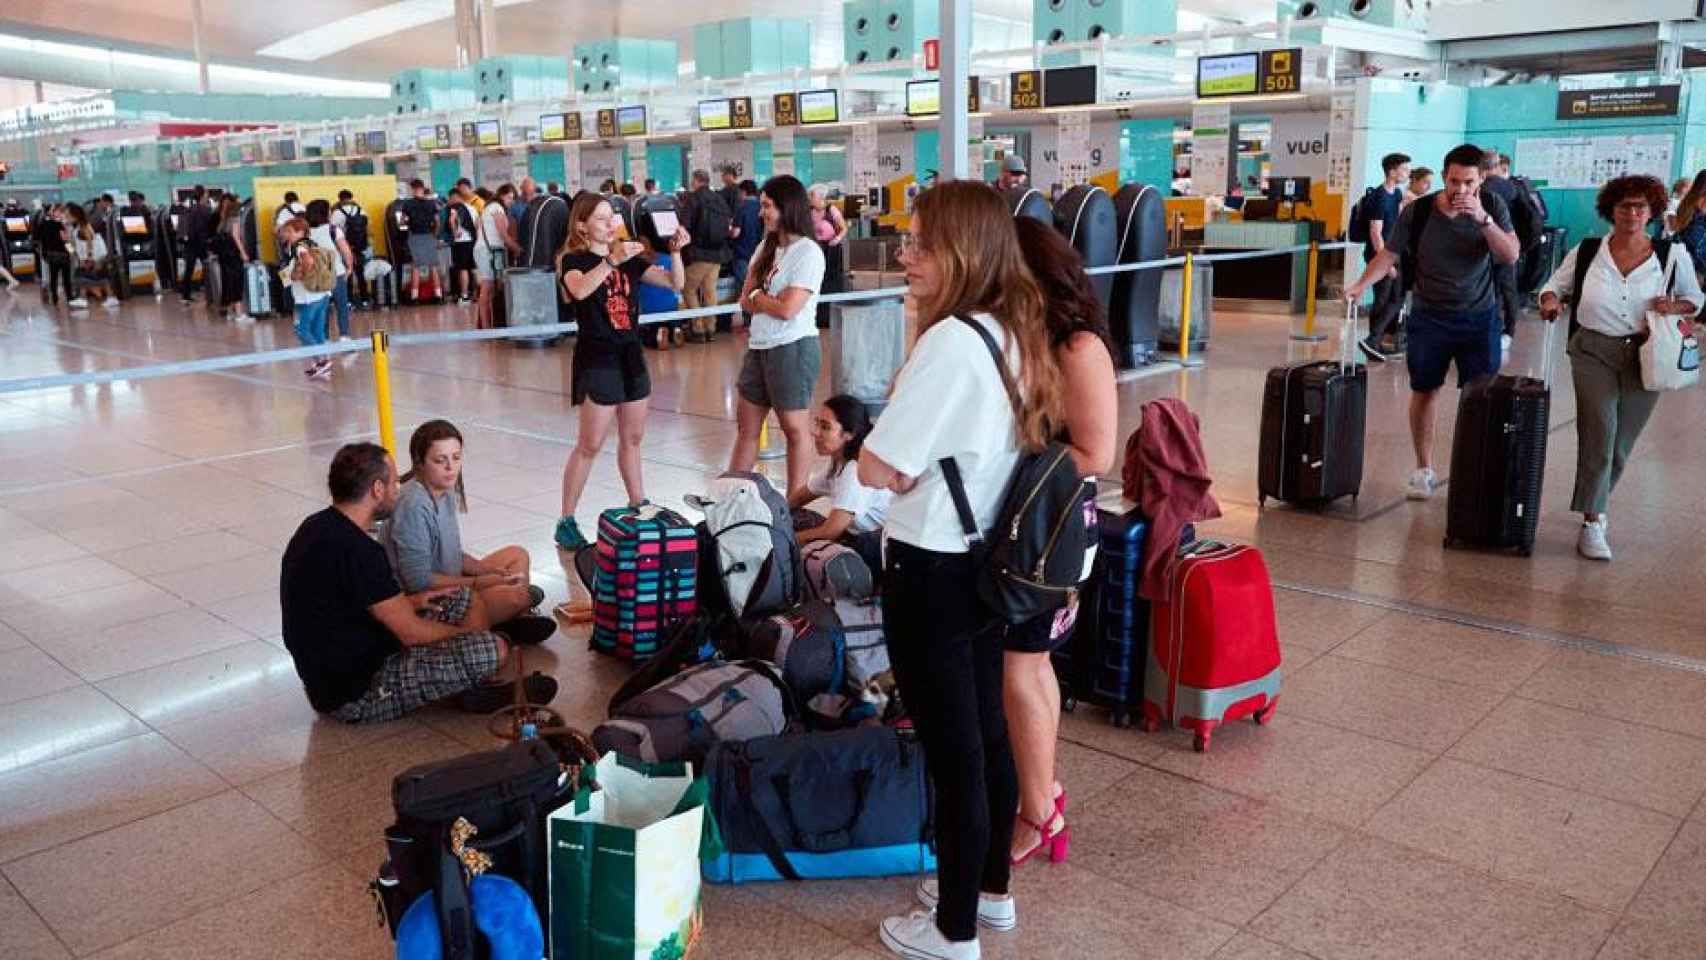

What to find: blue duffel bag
left=702, top=726, right=935, bottom=884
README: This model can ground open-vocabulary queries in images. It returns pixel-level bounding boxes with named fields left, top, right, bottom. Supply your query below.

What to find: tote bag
left=1640, top=248, right=1702, bottom=392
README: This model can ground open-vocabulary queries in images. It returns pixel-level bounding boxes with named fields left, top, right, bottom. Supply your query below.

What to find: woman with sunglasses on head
left=858, top=181, right=1066, bottom=960
left=550, top=192, right=688, bottom=556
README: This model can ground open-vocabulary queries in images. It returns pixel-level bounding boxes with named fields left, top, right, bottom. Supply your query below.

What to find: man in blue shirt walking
left=1360, top=152, right=1410, bottom=361
left=729, top=179, right=762, bottom=289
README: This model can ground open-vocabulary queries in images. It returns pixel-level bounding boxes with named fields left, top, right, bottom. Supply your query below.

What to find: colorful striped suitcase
left=1142, top=541, right=1281, bottom=751
left=589, top=504, right=699, bottom=662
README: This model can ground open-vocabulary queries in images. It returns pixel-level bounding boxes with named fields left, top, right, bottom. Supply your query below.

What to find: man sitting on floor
left=281, top=442, right=556, bottom=724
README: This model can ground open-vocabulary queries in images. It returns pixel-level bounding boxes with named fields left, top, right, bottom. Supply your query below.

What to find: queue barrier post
left=1304, top=240, right=1320, bottom=338
left=371, top=329, right=396, bottom=456
left=1178, top=252, right=1195, bottom=365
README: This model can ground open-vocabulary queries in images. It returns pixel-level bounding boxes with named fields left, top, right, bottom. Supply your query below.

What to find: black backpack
left=692, top=189, right=732, bottom=253
left=1346, top=186, right=1379, bottom=244
left=940, top=315, right=1089, bottom=626
left=341, top=205, right=370, bottom=254
left=1507, top=175, right=1548, bottom=251
left=374, top=740, right=568, bottom=959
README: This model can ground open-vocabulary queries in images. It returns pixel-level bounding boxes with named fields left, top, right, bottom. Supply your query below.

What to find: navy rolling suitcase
left=1056, top=509, right=1191, bottom=728
left=1257, top=304, right=1367, bottom=508
left=1444, top=319, right=1556, bottom=556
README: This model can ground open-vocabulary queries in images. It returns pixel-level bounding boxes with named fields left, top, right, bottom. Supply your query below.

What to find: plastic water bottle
left=520, top=722, right=538, bottom=740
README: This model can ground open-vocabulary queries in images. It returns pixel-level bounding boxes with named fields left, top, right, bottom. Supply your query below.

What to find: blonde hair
left=558, top=192, right=610, bottom=268
left=907, top=180, right=1064, bottom=450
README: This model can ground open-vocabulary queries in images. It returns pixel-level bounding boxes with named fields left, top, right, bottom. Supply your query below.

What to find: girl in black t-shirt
left=551, top=191, right=687, bottom=554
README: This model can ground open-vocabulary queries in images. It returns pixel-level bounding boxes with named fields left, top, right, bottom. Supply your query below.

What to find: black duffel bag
left=373, top=739, right=569, bottom=958
left=702, top=726, right=935, bottom=884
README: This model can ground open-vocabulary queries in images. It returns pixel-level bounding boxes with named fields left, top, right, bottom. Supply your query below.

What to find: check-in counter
left=1202, top=220, right=1314, bottom=313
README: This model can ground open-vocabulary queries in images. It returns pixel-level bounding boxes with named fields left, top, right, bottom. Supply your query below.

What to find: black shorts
left=450, top=242, right=477, bottom=271
left=572, top=340, right=652, bottom=406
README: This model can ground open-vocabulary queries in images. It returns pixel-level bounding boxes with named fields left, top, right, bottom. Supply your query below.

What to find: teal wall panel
left=914, top=129, right=939, bottom=185
left=430, top=156, right=463, bottom=196
left=1121, top=118, right=1174, bottom=190
left=530, top=151, right=565, bottom=188
left=753, top=140, right=773, bottom=181
left=647, top=144, right=685, bottom=191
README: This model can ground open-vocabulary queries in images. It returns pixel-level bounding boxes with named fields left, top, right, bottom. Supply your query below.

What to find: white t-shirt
left=863, top=312, right=1020, bottom=553
left=274, top=203, right=305, bottom=229
left=331, top=202, right=361, bottom=230
left=309, top=224, right=348, bottom=278
left=807, top=463, right=892, bottom=534
left=747, top=237, right=825, bottom=349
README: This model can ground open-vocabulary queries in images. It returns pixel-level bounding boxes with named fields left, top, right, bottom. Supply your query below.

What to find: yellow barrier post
left=758, top=416, right=787, bottom=461
left=1178, top=253, right=1195, bottom=365
left=1304, top=241, right=1321, bottom=338
left=371, top=330, right=396, bottom=456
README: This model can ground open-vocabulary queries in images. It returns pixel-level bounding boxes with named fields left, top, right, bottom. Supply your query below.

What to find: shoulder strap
left=936, top=315, right=1020, bottom=549
left=1569, top=236, right=1602, bottom=338
left=1408, top=194, right=1434, bottom=251
left=1655, top=238, right=1676, bottom=295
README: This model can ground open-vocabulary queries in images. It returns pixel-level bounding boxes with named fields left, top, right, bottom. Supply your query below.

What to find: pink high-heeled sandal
left=1011, top=810, right=1070, bottom=867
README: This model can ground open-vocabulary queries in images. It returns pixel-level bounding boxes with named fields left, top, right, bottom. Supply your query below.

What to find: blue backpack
left=395, top=874, right=543, bottom=960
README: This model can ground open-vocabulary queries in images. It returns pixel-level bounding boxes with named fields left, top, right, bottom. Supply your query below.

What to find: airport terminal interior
left=4, top=1, right=1706, bottom=958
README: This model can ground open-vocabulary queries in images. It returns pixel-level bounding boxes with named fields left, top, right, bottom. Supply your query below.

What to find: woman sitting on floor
left=787, top=394, right=891, bottom=573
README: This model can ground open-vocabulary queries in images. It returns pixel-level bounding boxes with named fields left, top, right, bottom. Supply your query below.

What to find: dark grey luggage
left=1258, top=306, right=1367, bottom=507
left=591, top=660, right=790, bottom=766
left=1444, top=319, right=1556, bottom=556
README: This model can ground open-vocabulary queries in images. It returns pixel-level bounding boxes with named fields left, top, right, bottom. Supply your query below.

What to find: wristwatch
left=1475, top=214, right=1492, bottom=228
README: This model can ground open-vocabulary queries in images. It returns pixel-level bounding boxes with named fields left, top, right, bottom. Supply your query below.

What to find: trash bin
left=829, top=298, right=906, bottom=417
left=1158, top=260, right=1212, bottom=354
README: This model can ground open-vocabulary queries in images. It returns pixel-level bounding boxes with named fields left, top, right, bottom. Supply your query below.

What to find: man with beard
left=279, top=443, right=556, bottom=723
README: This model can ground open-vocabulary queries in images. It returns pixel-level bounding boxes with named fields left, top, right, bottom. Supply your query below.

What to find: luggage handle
left=1340, top=299, right=1358, bottom=373
left=1538, top=307, right=1559, bottom=388
left=773, top=769, right=875, bottom=853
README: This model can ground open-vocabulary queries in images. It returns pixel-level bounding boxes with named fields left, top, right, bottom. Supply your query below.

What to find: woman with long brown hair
left=859, top=180, right=1065, bottom=960
left=1670, top=169, right=1706, bottom=275
left=1002, top=216, right=1117, bottom=872
left=550, top=191, right=687, bottom=555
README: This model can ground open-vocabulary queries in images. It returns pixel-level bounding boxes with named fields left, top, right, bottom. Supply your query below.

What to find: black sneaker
left=526, top=584, right=546, bottom=609
left=1358, top=337, right=1389, bottom=363
left=497, top=614, right=557, bottom=647
left=459, top=671, right=559, bottom=713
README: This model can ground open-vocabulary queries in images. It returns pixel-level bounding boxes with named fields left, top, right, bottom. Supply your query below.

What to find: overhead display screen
left=904, top=80, right=939, bottom=117
left=799, top=89, right=839, bottom=125
left=617, top=106, right=647, bottom=136
left=416, top=125, right=439, bottom=150
left=1042, top=65, right=1098, bottom=107
left=698, top=99, right=732, bottom=131
left=1197, top=53, right=1258, bottom=97
left=540, top=113, right=581, bottom=141
left=476, top=119, right=502, bottom=146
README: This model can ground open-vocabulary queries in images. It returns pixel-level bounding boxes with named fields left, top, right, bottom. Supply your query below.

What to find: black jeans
left=1367, top=270, right=1402, bottom=345
left=881, top=540, right=1016, bottom=943
left=42, top=252, right=73, bottom=303
left=1494, top=260, right=1520, bottom=336
left=178, top=243, right=206, bottom=300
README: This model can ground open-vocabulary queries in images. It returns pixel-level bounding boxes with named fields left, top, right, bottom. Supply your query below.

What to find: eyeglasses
left=898, top=234, right=925, bottom=254
left=1613, top=201, right=1650, bottom=213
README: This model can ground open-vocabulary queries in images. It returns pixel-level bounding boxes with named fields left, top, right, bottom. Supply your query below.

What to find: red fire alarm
left=923, top=38, right=939, bottom=71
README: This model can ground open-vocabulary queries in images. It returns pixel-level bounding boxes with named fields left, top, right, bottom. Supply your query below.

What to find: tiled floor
left=3, top=286, right=1706, bottom=959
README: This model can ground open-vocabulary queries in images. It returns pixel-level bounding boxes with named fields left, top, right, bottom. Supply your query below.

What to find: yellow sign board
left=254, top=174, right=396, bottom=264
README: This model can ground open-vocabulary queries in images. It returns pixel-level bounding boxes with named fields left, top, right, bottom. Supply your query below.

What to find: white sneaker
left=68, top=297, right=89, bottom=309
left=915, top=877, right=1016, bottom=932
left=1578, top=520, right=1612, bottom=561
left=1501, top=334, right=1513, bottom=354
left=102, top=296, right=119, bottom=307
left=880, top=910, right=981, bottom=960
left=1405, top=467, right=1437, bottom=501
left=234, top=313, right=255, bottom=324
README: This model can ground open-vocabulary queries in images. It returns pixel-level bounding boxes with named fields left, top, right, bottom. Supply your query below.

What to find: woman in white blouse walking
left=1539, top=175, right=1703, bottom=562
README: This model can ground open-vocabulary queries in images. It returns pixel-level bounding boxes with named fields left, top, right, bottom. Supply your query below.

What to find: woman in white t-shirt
left=306, top=199, right=354, bottom=340
left=788, top=394, right=890, bottom=571
left=857, top=181, right=1066, bottom=960
left=731, top=175, right=826, bottom=496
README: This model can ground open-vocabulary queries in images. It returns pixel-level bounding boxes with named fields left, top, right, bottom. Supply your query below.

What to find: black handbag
left=939, top=315, right=1089, bottom=625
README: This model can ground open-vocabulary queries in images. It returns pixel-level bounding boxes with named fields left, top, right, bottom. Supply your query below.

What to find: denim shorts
left=1405, top=305, right=1502, bottom=392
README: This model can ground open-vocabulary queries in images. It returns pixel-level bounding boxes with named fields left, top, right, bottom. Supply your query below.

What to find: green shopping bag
left=548, top=753, right=719, bottom=960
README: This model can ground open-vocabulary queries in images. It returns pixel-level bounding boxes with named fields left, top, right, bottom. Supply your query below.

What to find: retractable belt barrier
left=0, top=242, right=1355, bottom=399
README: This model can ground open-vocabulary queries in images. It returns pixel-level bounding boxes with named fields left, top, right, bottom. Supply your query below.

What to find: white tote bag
left=1640, top=248, right=1702, bottom=392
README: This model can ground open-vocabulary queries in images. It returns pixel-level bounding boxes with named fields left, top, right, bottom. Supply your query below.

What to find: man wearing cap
left=997, top=154, right=1028, bottom=192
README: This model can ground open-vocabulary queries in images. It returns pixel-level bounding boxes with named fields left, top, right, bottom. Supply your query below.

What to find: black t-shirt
left=35, top=217, right=67, bottom=255
left=402, top=196, right=440, bottom=235
left=1362, top=185, right=1402, bottom=261
left=561, top=250, right=650, bottom=348
left=280, top=508, right=403, bottom=712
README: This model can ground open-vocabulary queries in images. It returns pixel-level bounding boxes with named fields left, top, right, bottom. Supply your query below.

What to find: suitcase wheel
left=1060, top=692, right=1077, bottom=714
left=1139, top=702, right=1163, bottom=734
left=1253, top=700, right=1277, bottom=726
left=1110, top=707, right=1130, bottom=729
left=1192, top=721, right=1218, bottom=753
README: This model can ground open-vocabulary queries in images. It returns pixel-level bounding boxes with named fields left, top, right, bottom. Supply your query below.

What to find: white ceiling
left=1, top=0, right=1277, bottom=84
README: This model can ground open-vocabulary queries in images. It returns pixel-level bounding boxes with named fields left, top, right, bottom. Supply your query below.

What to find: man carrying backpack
left=1482, top=151, right=1543, bottom=352
left=1344, top=143, right=1521, bottom=502
left=684, top=168, right=733, bottom=342
left=332, top=189, right=371, bottom=307
left=1350, top=152, right=1410, bottom=362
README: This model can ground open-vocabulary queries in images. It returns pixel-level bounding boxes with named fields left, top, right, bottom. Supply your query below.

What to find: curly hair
left=1595, top=175, right=1668, bottom=223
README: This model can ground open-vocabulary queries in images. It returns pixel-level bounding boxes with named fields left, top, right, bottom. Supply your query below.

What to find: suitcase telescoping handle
left=1537, top=309, right=1560, bottom=387
left=1341, top=299, right=1358, bottom=373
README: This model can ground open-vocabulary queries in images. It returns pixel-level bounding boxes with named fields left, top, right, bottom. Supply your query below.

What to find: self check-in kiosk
left=1054, top=185, right=1117, bottom=312
left=3, top=211, right=35, bottom=281
left=108, top=205, right=161, bottom=298
left=1109, top=183, right=1166, bottom=368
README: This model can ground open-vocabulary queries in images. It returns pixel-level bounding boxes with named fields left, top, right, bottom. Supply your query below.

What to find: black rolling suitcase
left=1258, top=305, right=1367, bottom=507
left=1443, top=319, right=1556, bottom=556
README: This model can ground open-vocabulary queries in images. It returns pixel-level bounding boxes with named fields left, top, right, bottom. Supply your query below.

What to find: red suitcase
left=1142, top=541, right=1281, bottom=751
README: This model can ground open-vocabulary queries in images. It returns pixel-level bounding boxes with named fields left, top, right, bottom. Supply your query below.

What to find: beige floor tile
left=1281, top=654, right=1507, bottom=754
left=988, top=862, right=1236, bottom=959
left=0, top=877, right=70, bottom=960
left=156, top=686, right=418, bottom=786
left=2, top=790, right=323, bottom=955
left=242, top=725, right=473, bottom=862
left=201, top=588, right=284, bottom=639
left=146, top=550, right=282, bottom=607
left=1249, top=836, right=1615, bottom=960
left=1364, top=757, right=1678, bottom=912
left=99, top=530, right=269, bottom=580
left=744, top=874, right=919, bottom=944
left=1333, top=611, right=1557, bottom=693
left=86, top=866, right=391, bottom=960
left=0, top=646, right=83, bottom=707
left=0, top=579, right=190, bottom=644
left=0, top=533, right=87, bottom=576
left=40, top=607, right=253, bottom=683
left=1596, top=916, right=1706, bottom=960
left=0, top=733, right=224, bottom=864
left=697, top=884, right=856, bottom=958
left=1271, top=587, right=1390, bottom=655
left=57, top=507, right=216, bottom=555
left=1621, top=819, right=1706, bottom=932
left=0, top=621, right=27, bottom=653
left=1050, top=739, right=1144, bottom=810
left=1518, top=650, right=1706, bottom=742
left=0, top=555, right=136, bottom=606
left=1071, top=766, right=1348, bottom=925
left=0, top=685, right=148, bottom=775
left=826, top=948, right=889, bottom=960
left=1449, top=698, right=1706, bottom=818
left=1210, top=932, right=1319, bottom=960
left=1149, top=713, right=1433, bottom=828
left=96, top=640, right=302, bottom=728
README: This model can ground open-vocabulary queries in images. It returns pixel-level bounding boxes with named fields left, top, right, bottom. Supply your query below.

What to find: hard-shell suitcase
left=1444, top=319, right=1557, bottom=556
left=1257, top=305, right=1367, bottom=507
left=243, top=261, right=272, bottom=316
left=1143, top=541, right=1281, bottom=752
left=589, top=504, right=699, bottom=662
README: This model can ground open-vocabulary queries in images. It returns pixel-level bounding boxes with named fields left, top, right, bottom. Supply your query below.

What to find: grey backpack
left=591, top=660, right=790, bottom=767
left=688, top=472, right=802, bottom=618
left=801, top=540, right=875, bottom=602
left=835, top=597, right=889, bottom=689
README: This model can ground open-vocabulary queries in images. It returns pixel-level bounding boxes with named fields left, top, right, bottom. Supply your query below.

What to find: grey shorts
left=737, top=337, right=822, bottom=412
left=407, top=234, right=440, bottom=269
